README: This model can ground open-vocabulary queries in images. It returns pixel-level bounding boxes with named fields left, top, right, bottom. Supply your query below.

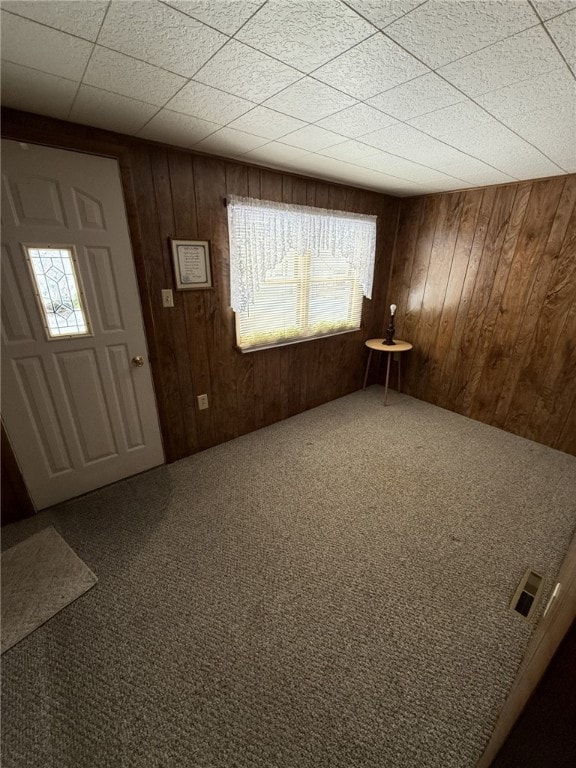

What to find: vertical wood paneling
left=474, top=178, right=565, bottom=426
left=389, top=176, right=576, bottom=455
left=193, top=155, right=238, bottom=446
left=150, top=148, right=200, bottom=457
left=424, top=190, right=482, bottom=398
left=129, top=145, right=183, bottom=458
left=168, top=150, right=215, bottom=450
left=454, top=183, right=521, bottom=416
left=11, top=108, right=575, bottom=470
left=1, top=108, right=398, bottom=469
left=500, top=177, right=576, bottom=435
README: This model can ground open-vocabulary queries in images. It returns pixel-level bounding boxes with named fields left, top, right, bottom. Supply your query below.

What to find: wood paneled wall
left=3, top=107, right=574, bottom=523
left=1, top=109, right=399, bottom=467
left=388, top=176, right=576, bottom=455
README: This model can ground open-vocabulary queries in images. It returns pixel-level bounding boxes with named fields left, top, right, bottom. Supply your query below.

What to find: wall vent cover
left=510, top=569, right=543, bottom=619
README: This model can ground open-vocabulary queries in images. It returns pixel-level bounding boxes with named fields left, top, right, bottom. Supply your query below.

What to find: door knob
left=131, top=356, right=144, bottom=367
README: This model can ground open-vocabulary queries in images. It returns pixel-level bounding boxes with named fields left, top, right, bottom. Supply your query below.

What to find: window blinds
left=227, top=196, right=377, bottom=351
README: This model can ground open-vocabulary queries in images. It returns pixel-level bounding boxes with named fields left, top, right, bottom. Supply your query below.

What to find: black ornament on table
left=384, top=303, right=396, bottom=345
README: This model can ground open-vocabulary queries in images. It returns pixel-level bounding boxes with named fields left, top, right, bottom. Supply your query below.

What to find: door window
left=25, top=246, right=91, bottom=338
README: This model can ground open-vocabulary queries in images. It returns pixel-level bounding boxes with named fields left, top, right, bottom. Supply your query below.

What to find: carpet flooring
left=2, top=388, right=575, bottom=768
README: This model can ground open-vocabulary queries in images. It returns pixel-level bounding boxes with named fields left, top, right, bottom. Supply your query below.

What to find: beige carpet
left=1, top=389, right=575, bottom=767
left=1, top=526, right=97, bottom=654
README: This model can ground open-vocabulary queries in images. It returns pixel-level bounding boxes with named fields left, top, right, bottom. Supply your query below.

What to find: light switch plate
left=162, top=289, right=174, bottom=308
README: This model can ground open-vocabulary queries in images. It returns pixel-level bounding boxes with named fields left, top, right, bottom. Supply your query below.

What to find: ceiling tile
left=385, top=0, right=538, bottom=68
left=193, top=127, right=269, bottom=156
left=545, top=9, right=576, bottom=71
left=334, top=167, right=424, bottom=193
left=70, top=85, right=159, bottom=134
left=313, top=33, right=428, bottom=100
left=236, top=0, right=374, bottom=73
left=408, top=101, right=495, bottom=142
left=2, top=0, right=572, bottom=195
left=163, top=0, right=265, bottom=35
left=280, top=125, right=347, bottom=151
left=194, top=40, right=302, bottom=101
left=84, top=47, right=187, bottom=107
left=429, top=155, right=516, bottom=185
left=1, top=1, right=108, bottom=41
left=0, top=10, right=93, bottom=80
left=367, top=72, right=464, bottom=120
left=98, top=1, right=227, bottom=78
left=440, top=121, right=565, bottom=178
left=316, top=102, right=396, bottom=137
left=1, top=61, right=77, bottom=119
left=166, top=80, right=254, bottom=124
left=443, top=167, right=516, bottom=186
left=476, top=67, right=576, bottom=121
left=318, top=139, right=379, bottom=161
left=500, top=158, right=567, bottom=180
left=438, top=26, right=563, bottom=97
left=500, top=104, right=576, bottom=171
left=296, top=156, right=426, bottom=194
left=286, top=153, right=352, bottom=180
left=138, top=109, right=220, bottom=147
left=360, top=128, right=485, bottom=170
left=360, top=122, right=431, bottom=152
left=344, top=1, right=430, bottom=30
left=415, top=177, right=473, bottom=192
left=226, top=106, right=307, bottom=140
left=242, top=142, right=310, bottom=167
left=263, top=78, right=357, bottom=122
left=352, top=150, right=464, bottom=185
left=532, top=1, right=576, bottom=20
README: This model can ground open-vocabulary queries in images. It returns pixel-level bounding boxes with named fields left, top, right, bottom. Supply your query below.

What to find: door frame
left=1, top=110, right=167, bottom=437
left=476, top=526, right=576, bottom=766
left=0, top=112, right=169, bottom=522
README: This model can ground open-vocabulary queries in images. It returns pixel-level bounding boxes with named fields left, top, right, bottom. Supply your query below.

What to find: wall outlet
left=161, top=289, right=174, bottom=308
left=197, top=394, right=209, bottom=410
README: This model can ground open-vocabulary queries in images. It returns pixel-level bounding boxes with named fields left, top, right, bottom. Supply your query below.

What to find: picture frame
left=169, top=238, right=213, bottom=290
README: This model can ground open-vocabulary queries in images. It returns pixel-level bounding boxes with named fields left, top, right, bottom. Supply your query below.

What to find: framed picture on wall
left=169, top=238, right=213, bottom=290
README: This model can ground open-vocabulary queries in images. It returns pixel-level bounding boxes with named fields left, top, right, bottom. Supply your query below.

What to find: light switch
left=162, top=289, right=174, bottom=308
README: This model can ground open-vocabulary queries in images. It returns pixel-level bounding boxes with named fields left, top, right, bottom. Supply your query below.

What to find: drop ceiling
left=1, top=0, right=574, bottom=196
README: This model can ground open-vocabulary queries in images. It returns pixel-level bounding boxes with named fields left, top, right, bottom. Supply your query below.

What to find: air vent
left=510, top=569, right=543, bottom=619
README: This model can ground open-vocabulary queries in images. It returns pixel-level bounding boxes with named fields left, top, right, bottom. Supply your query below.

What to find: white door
left=1, top=140, right=164, bottom=510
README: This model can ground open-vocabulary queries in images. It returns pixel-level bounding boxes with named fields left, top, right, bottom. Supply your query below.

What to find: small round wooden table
left=362, top=339, right=413, bottom=405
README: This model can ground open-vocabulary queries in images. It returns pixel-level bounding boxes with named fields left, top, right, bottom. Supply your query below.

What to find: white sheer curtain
left=227, top=196, right=377, bottom=313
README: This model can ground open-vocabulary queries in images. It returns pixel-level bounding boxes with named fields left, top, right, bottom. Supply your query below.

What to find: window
left=25, top=246, right=90, bottom=338
left=227, top=196, right=377, bottom=352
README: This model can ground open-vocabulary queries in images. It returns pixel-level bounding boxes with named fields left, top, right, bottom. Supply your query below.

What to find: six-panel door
left=1, top=140, right=164, bottom=509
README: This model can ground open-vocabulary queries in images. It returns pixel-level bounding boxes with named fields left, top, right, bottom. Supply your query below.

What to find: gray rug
left=1, top=389, right=575, bottom=768
left=1, top=526, right=97, bottom=654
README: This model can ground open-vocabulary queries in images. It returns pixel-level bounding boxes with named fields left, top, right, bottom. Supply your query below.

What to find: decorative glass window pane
left=26, top=247, right=90, bottom=338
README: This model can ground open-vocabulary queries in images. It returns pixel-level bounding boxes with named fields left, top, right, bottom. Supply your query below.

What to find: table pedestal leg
left=398, top=354, right=402, bottom=393
left=362, top=349, right=373, bottom=389
left=384, top=351, right=392, bottom=405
